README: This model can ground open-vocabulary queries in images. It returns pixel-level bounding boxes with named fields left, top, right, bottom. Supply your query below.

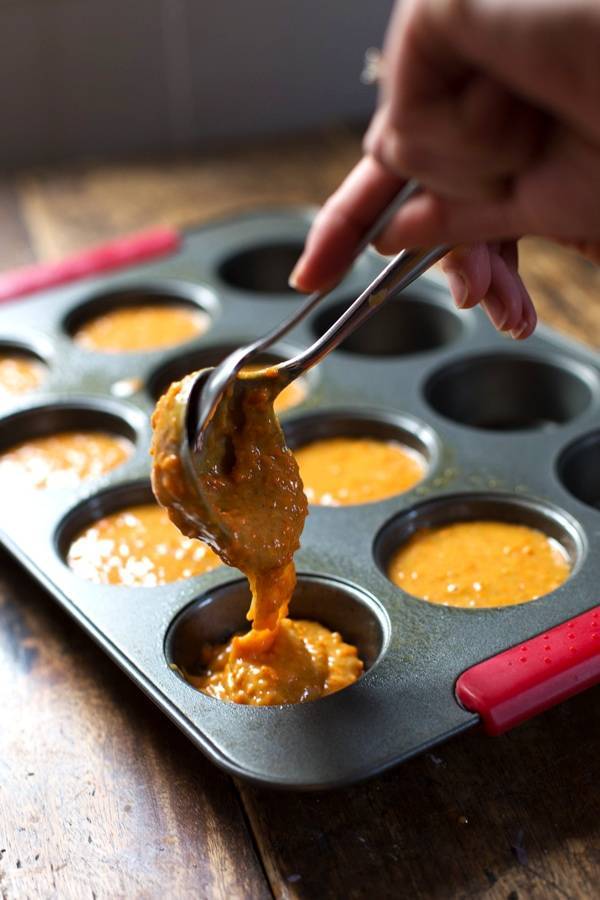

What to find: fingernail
left=288, top=257, right=305, bottom=290
left=446, top=271, right=469, bottom=309
left=511, top=321, right=528, bottom=340
left=484, top=294, right=508, bottom=330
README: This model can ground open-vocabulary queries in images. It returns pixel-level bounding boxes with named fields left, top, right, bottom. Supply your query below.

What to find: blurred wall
left=0, top=0, right=393, bottom=168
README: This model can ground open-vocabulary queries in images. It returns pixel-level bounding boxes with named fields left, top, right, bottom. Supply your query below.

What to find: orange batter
left=295, top=436, right=426, bottom=505
left=151, top=369, right=364, bottom=705
left=0, top=431, right=132, bottom=490
left=188, top=618, right=363, bottom=705
left=74, top=304, right=209, bottom=352
left=67, top=503, right=221, bottom=586
left=242, top=364, right=307, bottom=413
left=151, top=370, right=307, bottom=646
left=388, top=520, right=571, bottom=608
left=0, top=354, right=45, bottom=399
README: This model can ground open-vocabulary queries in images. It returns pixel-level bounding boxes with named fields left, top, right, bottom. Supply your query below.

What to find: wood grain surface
left=0, top=129, right=599, bottom=899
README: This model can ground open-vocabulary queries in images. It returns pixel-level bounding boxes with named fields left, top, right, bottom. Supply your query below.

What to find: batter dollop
left=151, top=369, right=363, bottom=704
left=189, top=618, right=363, bottom=706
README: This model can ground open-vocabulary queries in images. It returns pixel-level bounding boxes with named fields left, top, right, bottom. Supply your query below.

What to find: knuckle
left=368, top=125, right=425, bottom=178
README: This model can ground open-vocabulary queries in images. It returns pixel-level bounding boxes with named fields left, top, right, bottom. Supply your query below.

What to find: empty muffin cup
left=558, top=430, right=600, bottom=510
left=165, top=575, right=390, bottom=705
left=425, top=353, right=595, bottom=430
left=375, top=493, right=583, bottom=609
left=218, top=242, right=304, bottom=294
left=312, top=293, right=463, bottom=356
left=64, top=283, right=215, bottom=353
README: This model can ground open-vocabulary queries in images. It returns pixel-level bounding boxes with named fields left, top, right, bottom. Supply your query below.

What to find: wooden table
left=1, top=130, right=599, bottom=899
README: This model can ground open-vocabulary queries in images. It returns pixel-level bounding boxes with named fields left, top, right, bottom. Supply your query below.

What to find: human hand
left=291, top=0, right=600, bottom=339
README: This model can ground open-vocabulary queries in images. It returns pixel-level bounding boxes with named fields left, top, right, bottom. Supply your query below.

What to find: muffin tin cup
left=62, top=280, right=219, bottom=346
left=374, top=492, right=586, bottom=595
left=424, top=351, right=598, bottom=430
left=166, top=575, right=390, bottom=679
left=0, top=207, right=599, bottom=789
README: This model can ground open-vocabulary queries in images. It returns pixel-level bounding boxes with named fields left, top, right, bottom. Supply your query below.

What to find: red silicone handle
left=456, top=606, right=600, bottom=735
left=0, top=226, right=180, bottom=303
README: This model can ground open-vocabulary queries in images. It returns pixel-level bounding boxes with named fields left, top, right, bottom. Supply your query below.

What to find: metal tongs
left=186, top=180, right=448, bottom=450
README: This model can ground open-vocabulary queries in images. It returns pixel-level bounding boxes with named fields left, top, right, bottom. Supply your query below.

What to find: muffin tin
left=1, top=208, right=599, bottom=790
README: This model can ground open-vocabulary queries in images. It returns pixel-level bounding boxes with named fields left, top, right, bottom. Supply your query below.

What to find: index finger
left=290, top=155, right=404, bottom=293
